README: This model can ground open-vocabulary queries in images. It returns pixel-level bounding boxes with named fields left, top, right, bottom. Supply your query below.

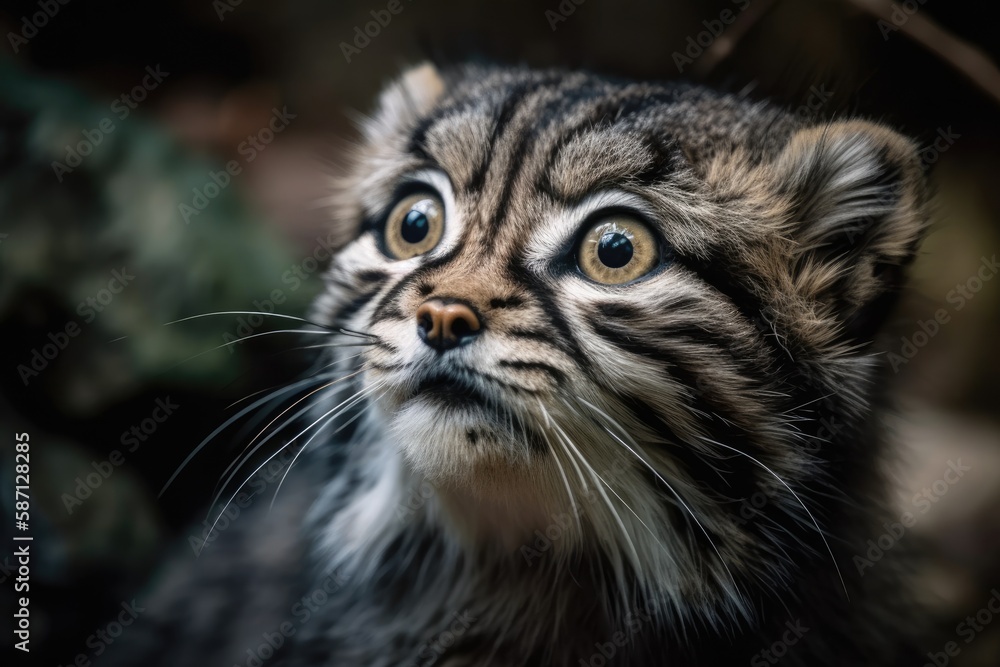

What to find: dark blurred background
left=0, top=0, right=998, bottom=665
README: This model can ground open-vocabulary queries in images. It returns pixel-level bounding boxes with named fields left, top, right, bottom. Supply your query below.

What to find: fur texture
left=110, top=64, right=930, bottom=667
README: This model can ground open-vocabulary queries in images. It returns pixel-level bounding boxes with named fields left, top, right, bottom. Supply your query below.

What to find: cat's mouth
left=393, top=368, right=546, bottom=452
left=411, top=372, right=490, bottom=407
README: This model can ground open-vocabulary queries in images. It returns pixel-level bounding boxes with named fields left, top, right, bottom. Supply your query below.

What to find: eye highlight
left=577, top=215, right=660, bottom=284
left=384, top=192, right=445, bottom=260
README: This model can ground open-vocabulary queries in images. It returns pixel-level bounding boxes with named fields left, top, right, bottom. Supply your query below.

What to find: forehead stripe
left=536, top=90, right=681, bottom=200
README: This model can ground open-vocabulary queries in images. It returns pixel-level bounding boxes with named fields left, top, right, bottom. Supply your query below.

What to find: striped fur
left=111, top=64, right=931, bottom=667
left=295, top=63, right=930, bottom=666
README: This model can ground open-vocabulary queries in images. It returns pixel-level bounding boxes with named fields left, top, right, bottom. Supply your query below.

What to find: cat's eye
left=384, top=193, right=445, bottom=260
left=577, top=216, right=659, bottom=284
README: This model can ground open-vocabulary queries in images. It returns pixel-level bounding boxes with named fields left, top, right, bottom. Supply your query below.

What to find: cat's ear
left=368, top=62, right=446, bottom=136
left=771, top=120, right=928, bottom=339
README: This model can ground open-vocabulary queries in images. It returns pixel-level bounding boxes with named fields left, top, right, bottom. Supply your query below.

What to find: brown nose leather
left=416, top=299, right=481, bottom=351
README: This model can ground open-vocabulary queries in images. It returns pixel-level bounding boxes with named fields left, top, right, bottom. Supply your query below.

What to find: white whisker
left=697, top=435, right=849, bottom=601
left=202, top=380, right=387, bottom=550
left=207, top=375, right=376, bottom=515
left=269, top=386, right=387, bottom=512
left=213, top=367, right=367, bottom=498
left=529, top=411, right=581, bottom=534
left=540, top=402, right=641, bottom=576
left=163, top=310, right=333, bottom=330
left=159, top=373, right=339, bottom=496
left=576, top=397, right=745, bottom=609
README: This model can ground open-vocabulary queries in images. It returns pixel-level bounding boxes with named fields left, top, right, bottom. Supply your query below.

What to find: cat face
left=315, top=63, right=926, bottom=613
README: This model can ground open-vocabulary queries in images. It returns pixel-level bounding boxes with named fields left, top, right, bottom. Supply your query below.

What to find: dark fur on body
left=109, top=65, right=930, bottom=666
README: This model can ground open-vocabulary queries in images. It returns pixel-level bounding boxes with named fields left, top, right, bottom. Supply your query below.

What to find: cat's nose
left=416, top=299, right=482, bottom=351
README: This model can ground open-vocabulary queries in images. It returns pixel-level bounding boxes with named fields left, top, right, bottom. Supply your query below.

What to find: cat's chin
left=386, top=395, right=537, bottom=483
left=431, top=480, right=584, bottom=554
left=381, top=396, right=584, bottom=549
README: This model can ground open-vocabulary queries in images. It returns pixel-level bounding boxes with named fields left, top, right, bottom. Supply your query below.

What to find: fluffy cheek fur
left=384, top=398, right=530, bottom=484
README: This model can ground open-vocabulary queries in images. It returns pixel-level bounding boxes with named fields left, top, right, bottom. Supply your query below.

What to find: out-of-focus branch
left=692, top=0, right=780, bottom=77
left=846, top=0, right=1000, bottom=107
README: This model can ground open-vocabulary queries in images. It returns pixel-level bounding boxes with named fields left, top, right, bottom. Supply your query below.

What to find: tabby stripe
left=497, top=359, right=565, bottom=384
left=369, top=239, right=469, bottom=322
left=489, top=295, right=525, bottom=309
left=475, top=371, right=544, bottom=396
left=465, top=74, right=570, bottom=194
left=356, top=269, right=390, bottom=285
left=633, top=132, right=687, bottom=187
left=595, top=298, right=700, bottom=321
left=590, top=321, right=767, bottom=461
left=659, top=323, right=769, bottom=373
left=375, top=306, right=408, bottom=322
left=506, top=326, right=554, bottom=342
left=594, top=300, right=768, bottom=379
left=372, top=339, right=399, bottom=355
left=505, top=261, right=588, bottom=366
left=407, top=114, right=441, bottom=162
left=367, top=362, right=403, bottom=372
left=616, top=393, right=762, bottom=511
left=502, top=327, right=574, bottom=356
left=535, top=89, right=682, bottom=201
left=406, top=92, right=480, bottom=162
left=483, top=77, right=609, bottom=237
left=331, top=287, right=381, bottom=326
left=678, top=253, right=796, bottom=367
left=590, top=321, right=719, bottom=406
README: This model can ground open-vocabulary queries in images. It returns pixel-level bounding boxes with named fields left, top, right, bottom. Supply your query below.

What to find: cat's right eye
left=577, top=215, right=660, bottom=285
left=383, top=192, right=445, bottom=260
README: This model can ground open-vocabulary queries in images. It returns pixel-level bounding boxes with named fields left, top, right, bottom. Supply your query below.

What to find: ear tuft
left=367, top=62, right=446, bottom=139
left=773, top=120, right=928, bottom=339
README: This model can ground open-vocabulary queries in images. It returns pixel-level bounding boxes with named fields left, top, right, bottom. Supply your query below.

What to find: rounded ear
left=772, top=120, right=929, bottom=340
left=328, top=63, right=447, bottom=249
left=363, top=62, right=446, bottom=142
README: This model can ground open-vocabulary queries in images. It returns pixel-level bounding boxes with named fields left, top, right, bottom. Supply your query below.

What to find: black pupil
left=401, top=208, right=429, bottom=244
left=597, top=232, right=633, bottom=268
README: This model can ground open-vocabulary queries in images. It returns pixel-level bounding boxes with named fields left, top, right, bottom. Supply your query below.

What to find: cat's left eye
left=384, top=192, right=445, bottom=260
left=577, top=215, right=659, bottom=285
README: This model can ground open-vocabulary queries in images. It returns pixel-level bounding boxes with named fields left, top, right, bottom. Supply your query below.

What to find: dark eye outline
left=564, top=207, right=673, bottom=286
left=373, top=182, right=445, bottom=260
